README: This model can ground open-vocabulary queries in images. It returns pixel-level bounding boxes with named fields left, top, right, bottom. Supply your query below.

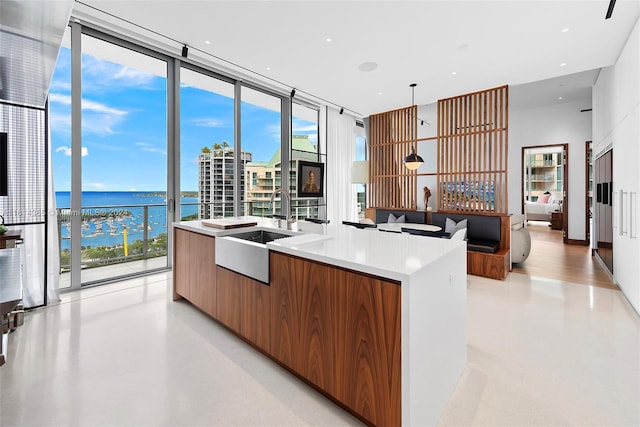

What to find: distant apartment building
left=245, top=135, right=322, bottom=219
left=198, top=146, right=252, bottom=218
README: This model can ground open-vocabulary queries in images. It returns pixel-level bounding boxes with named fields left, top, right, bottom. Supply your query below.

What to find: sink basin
left=215, top=228, right=297, bottom=283
left=228, top=230, right=292, bottom=244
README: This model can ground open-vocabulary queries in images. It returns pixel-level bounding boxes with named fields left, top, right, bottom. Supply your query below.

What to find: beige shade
left=351, top=160, right=369, bottom=183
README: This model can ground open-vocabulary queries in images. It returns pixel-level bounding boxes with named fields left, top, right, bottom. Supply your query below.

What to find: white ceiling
left=72, top=0, right=639, bottom=117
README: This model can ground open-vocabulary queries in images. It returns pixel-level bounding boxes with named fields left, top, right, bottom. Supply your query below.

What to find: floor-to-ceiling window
left=50, top=26, right=73, bottom=289
left=179, top=67, right=235, bottom=220
left=51, top=25, right=169, bottom=288
left=48, top=18, right=325, bottom=292
left=241, top=86, right=283, bottom=217
left=355, top=123, right=366, bottom=218
left=291, top=102, right=322, bottom=219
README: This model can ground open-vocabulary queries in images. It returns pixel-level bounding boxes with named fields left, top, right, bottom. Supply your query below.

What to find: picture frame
left=297, top=160, right=324, bottom=198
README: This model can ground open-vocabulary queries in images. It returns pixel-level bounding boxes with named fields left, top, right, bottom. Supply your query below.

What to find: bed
left=525, top=192, right=561, bottom=222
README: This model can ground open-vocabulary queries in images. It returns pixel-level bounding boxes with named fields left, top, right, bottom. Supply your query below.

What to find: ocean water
left=55, top=191, right=198, bottom=250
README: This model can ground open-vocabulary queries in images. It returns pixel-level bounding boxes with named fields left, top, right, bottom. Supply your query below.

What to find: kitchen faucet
left=269, top=188, right=295, bottom=230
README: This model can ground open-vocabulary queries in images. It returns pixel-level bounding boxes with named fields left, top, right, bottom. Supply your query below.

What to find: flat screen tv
left=0, top=132, right=7, bottom=196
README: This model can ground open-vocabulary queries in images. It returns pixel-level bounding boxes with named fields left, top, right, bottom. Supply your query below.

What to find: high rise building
left=245, top=135, right=322, bottom=219
left=198, top=146, right=252, bottom=219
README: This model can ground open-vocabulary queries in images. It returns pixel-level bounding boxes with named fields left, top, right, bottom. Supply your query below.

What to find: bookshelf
left=526, top=152, right=563, bottom=202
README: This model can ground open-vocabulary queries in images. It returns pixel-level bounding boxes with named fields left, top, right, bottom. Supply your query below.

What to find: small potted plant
left=0, top=214, right=7, bottom=234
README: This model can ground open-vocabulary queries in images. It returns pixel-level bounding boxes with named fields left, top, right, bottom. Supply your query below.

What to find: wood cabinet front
left=189, top=232, right=217, bottom=317
left=333, top=269, right=401, bottom=427
left=173, top=228, right=191, bottom=300
left=216, top=266, right=271, bottom=352
left=270, top=252, right=401, bottom=426
left=173, top=229, right=217, bottom=316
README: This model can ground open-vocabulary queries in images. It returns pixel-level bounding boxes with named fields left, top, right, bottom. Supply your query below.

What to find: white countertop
left=174, top=217, right=464, bottom=282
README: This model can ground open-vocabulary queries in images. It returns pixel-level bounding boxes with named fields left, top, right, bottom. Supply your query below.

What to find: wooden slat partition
left=437, top=85, right=509, bottom=213
left=368, top=105, right=418, bottom=210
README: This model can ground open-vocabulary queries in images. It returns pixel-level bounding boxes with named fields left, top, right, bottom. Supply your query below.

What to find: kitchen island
left=173, top=217, right=466, bottom=426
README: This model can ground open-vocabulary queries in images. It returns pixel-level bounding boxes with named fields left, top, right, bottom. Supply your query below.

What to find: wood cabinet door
left=270, top=252, right=334, bottom=394
left=269, top=252, right=302, bottom=369
left=173, top=228, right=191, bottom=300
left=216, top=266, right=241, bottom=333
left=189, top=232, right=216, bottom=317
left=240, top=276, right=271, bottom=353
left=333, top=269, right=402, bottom=427
left=298, top=256, right=335, bottom=395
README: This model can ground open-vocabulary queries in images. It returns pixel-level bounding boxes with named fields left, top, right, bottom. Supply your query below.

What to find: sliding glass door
left=51, top=25, right=169, bottom=288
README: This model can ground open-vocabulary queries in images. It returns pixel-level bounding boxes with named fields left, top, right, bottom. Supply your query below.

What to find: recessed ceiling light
left=451, top=71, right=457, bottom=75
left=359, top=62, right=378, bottom=72
left=266, top=66, right=271, bottom=71
left=325, top=37, right=332, bottom=42
left=562, top=28, right=570, bottom=33
left=558, top=96, right=564, bottom=100
left=204, top=40, right=211, bottom=45
left=378, top=91, right=383, bottom=96
left=560, top=62, right=567, bottom=67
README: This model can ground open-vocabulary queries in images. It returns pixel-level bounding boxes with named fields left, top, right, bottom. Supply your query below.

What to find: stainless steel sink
left=228, top=230, right=292, bottom=244
left=215, top=228, right=297, bottom=283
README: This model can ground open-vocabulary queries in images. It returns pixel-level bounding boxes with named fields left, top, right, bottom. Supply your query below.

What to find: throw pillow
left=537, top=193, right=551, bottom=204
left=387, top=213, right=406, bottom=223
left=445, top=217, right=468, bottom=238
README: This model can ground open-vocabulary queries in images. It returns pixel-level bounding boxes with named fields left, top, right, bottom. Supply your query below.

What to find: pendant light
left=404, top=83, right=424, bottom=170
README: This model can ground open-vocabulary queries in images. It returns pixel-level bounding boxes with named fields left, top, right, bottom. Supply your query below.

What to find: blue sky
left=50, top=47, right=318, bottom=192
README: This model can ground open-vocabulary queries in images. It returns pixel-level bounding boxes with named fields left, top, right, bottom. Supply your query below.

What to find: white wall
left=509, top=100, right=592, bottom=241
left=593, top=17, right=640, bottom=315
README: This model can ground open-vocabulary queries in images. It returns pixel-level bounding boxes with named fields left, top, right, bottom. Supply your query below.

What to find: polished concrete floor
left=1, top=271, right=639, bottom=426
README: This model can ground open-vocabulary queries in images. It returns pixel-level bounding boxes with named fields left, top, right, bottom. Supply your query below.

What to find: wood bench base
left=467, top=249, right=510, bottom=280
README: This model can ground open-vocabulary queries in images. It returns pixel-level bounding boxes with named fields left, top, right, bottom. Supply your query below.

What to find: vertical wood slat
left=368, top=105, right=417, bottom=210
left=436, top=85, right=508, bottom=213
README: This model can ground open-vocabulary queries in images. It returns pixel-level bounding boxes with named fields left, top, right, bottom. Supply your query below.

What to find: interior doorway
left=521, top=144, right=569, bottom=244
left=593, top=148, right=613, bottom=274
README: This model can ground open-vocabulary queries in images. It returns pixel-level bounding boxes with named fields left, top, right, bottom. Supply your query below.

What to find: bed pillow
left=387, top=213, right=406, bottom=223
left=538, top=193, right=551, bottom=204
left=445, top=217, right=467, bottom=239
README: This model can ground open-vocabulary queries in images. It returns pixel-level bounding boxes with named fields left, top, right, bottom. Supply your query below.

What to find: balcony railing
left=57, top=203, right=168, bottom=272
left=57, top=199, right=327, bottom=272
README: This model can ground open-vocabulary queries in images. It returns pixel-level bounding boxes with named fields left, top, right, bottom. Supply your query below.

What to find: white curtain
left=47, top=116, right=61, bottom=304
left=326, top=107, right=357, bottom=225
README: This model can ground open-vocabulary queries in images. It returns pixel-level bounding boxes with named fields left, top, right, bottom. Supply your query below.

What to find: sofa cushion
left=388, top=213, right=406, bottom=223
left=467, top=239, right=499, bottom=253
left=374, top=209, right=426, bottom=224
left=431, top=212, right=501, bottom=243
left=445, top=217, right=467, bottom=238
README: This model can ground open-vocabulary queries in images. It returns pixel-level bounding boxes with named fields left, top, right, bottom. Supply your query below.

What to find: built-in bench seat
left=431, top=211, right=510, bottom=280
left=430, top=212, right=500, bottom=253
left=364, top=207, right=510, bottom=280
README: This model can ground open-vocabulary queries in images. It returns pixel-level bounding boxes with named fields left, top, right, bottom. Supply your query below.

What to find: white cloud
left=81, top=100, right=128, bottom=136
left=49, top=93, right=71, bottom=105
left=135, top=142, right=166, bottom=155
left=82, top=99, right=127, bottom=116
left=82, top=56, right=156, bottom=88
left=113, top=67, right=155, bottom=86
left=190, top=118, right=225, bottom=128
left=292, top=124, right=318, bottom=133
left=56, top=146, right=88, bottom=157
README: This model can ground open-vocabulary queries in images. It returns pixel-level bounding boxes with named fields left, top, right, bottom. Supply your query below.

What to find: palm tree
left=213, top=143, right=222, bottom=156
left=201, top=146, right=211, bottom=153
